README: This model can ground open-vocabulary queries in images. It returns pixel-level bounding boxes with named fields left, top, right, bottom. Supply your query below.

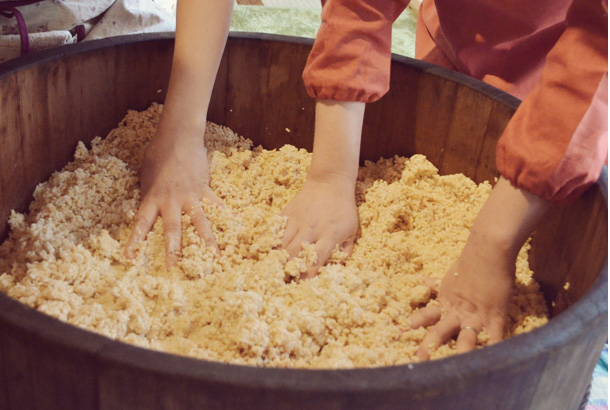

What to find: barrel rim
left=0, top=33, right=606, bottom=394
left=0, top=31, right=522, bottom=111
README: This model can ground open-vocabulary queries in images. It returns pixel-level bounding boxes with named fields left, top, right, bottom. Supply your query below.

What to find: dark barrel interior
left=0, top=33, right=607, bottom=410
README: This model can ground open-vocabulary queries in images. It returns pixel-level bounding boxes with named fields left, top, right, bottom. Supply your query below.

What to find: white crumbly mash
left=0, top=104, right=548, bottom=368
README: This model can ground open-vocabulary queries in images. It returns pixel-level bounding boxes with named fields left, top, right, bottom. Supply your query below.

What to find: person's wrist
left=306, top=166, right=357, bottom=192
left=465, top=177, right=550, bottom=261
left=154, top=114, right=208, bottom=144
left=307, top=149, right=359, bottom=191
left=456, top=229, right=520, bottom=284
left=465, top=224, right=523, bottom=263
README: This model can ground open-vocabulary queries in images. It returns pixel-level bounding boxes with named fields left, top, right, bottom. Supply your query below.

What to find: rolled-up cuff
left=303, top=77, right=389, bottom=103
left=497, top=73, right=608, bottom=204
left=302, top=0, right=407, bottom=104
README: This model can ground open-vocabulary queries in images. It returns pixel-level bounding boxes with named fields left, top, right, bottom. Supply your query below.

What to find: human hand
left=124, top=126, right=222, bottom=269
left=281, top=173, right=359, bottom=278
left=280, top=100, right=365, bottom=278
left=121, top=0, right=233, bottom=269
left=409, top=234, right=515, bottom=360
left=409, top=177, right=550, bottom=360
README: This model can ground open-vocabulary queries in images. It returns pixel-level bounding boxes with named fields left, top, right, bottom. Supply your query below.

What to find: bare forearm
left=160, top=0, right=234, bottom=137
left=308, top=100, right=365, bottom=187
left=466, top=177, right=551, bottom=262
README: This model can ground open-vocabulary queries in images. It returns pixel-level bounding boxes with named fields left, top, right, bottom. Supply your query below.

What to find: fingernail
left=395, top=327, right=407, bottom=340
left=299, top=271, right=315, bottom=280
left=166, top=248, right=181, bottom=268
left=415, top=349, right=429, bottom=361
left=124, top=247, right=134, bottom=259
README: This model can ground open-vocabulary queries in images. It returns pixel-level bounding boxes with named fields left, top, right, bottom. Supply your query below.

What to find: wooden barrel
left=0, top=33, right=607, bottom=410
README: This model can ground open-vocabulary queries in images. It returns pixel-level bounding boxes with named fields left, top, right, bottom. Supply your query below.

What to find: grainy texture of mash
left=0, top=104, right=548, bottom=368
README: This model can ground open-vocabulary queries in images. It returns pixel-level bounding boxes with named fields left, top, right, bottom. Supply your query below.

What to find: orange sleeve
left=496, top=0, right=608, bottom=203
left=302, top=0, right=409, bottom=103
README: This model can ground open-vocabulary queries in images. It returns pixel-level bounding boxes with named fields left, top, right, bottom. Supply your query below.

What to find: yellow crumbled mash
left=0, top=104, right=548, bottom=368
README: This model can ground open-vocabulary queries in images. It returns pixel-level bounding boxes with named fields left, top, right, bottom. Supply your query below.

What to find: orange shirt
left=302, top=0, right=608, bottom=203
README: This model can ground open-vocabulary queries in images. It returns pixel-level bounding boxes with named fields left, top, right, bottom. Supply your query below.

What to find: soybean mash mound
left=0, top=104, right=548, bottom=368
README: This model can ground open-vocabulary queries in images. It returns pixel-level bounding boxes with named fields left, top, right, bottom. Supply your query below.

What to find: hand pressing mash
left=410, top=177, right=550, bottom=359
left=280, top=100, right=363, bottom=278
left=124, top=124, right=222, bottom=267
left=124, top=0, right=234, bottom=268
